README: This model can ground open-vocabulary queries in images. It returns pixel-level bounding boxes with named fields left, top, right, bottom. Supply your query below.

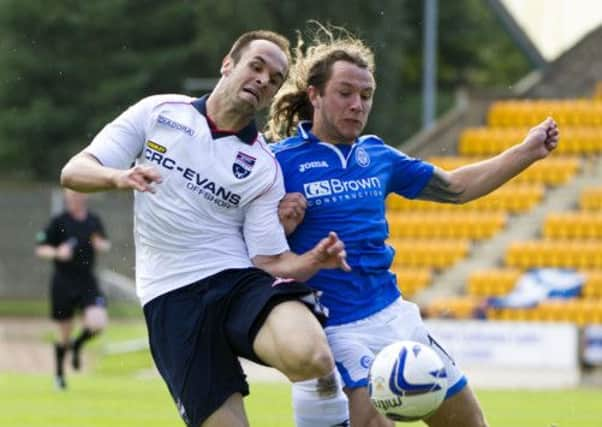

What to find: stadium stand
left=390, top=24, right=602, bottom=326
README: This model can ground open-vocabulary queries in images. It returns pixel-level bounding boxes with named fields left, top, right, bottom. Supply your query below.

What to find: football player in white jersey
left=61, top=30, right=351, bottom=427
left=267, top=23, right=559, bottom=427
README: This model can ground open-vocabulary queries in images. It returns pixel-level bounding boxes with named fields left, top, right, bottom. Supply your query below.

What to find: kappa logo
left=233, top=151, right=256, bottom=179
left=157, top=115, right=195, bottom=136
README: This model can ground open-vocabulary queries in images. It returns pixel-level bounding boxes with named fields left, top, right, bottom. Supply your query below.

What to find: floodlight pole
left=422, top=0, right=438, bottom=130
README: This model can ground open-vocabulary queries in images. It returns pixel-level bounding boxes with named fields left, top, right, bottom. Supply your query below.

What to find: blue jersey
left=272, top=122, right=435, bottom=325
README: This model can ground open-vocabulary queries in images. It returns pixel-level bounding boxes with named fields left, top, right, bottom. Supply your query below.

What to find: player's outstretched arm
left=61, top=151, right=162, bottom=193
left=253, top=231, right=351, bottom=282
left=417, top=117, right=560, bottom=204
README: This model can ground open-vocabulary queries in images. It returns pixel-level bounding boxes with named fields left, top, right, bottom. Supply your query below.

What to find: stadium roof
left=501, top=0, right=602, bottom=61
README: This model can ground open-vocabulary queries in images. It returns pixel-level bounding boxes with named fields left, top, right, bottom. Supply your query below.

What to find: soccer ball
left=368, top=340, right=448, bottom=422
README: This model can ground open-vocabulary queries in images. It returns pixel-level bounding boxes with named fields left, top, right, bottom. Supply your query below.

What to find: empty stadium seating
left=580, top=186, right=602, bottom=210
left=389, top=238, right=470, bottom=269
left=387, top=212, right=506, bottom=239
left=543, top=212, right=602, bottom=239
left=414, top=89, right=602, bottom=325
left=505, top=239, right=602, bottom=269
left=487, top=100, right=602, bottom=128
left=461, top=126, right=602, bottom=157
left=389, top=267, right=432, bottom=298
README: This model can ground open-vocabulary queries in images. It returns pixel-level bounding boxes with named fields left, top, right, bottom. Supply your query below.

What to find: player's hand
left=91, top=234, right=111, bottom=253
left=278, top=192, right=307, bottom=235
left=523, top=117, right=560, bottom=159
left=114, top=165, right=162, bottom=193
left=310, top=231, right=351, bottom=272
left=55, top=242, right=74, bottom=261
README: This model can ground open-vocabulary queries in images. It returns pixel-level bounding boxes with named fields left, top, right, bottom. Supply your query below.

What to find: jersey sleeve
left=387, top=147, right=435, bottom=199
left=84, top=96, right=156, bottom=169
left=36, top=217, right=63, bottom=247
left=243, top=164, right=290, bottom=258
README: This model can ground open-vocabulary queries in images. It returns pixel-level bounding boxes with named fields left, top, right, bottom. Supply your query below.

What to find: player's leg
left=56, top=318, right=74, bottom=345
left=201, top=393, right=249, bottom=427
left=253, top=299, right=333, bottom=381
left=292, top=373, right=350, bottom=427
left=324, top=316, right=396, bottom=427
left=423, top=385, right=487, bottom=427
left=345, top=386, right=393, bottom=427
left=72, top=300, right=108, bottom=370
left=223, top=269, right=347, bottom=426
left=254, top=299, right=350, bottom=426
left=72, top=287, right=107, bottom=370
left=81, top=299, right=108, bottom=332
left=54, top=318, right=73, bottom=389
left=144, top=275, right=254, bottom=427
left=401, top=298, right=488, bottom=427
left=51, top=279, right=74, bottom=389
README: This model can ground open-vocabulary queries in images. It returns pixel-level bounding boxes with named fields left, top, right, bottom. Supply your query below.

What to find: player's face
left=309, top=60, right=375, bottom=144
left=64, top=190, right=87, bottom=215
left=221, top=39, right=288, bottom=113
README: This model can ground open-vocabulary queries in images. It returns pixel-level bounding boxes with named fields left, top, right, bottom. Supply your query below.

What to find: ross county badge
left=233, top=151, right=256, bottom=179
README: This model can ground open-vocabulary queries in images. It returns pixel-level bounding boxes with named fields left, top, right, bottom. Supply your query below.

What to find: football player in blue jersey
left=267, top=23, right=559, bottom=427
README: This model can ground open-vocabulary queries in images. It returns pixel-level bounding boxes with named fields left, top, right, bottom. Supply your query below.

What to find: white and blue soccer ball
left=368, top=340, right=448, bottom=422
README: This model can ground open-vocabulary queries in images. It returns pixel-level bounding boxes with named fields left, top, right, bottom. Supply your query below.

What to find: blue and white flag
left=487, top=268, right=585, bottom=309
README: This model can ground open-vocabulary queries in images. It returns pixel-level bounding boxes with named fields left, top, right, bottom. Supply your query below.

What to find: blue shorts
left=143, top=268, right=322, bottom=427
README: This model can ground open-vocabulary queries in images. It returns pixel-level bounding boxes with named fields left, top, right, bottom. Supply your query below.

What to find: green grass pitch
left=0, top=312, right=600, bottom=426
left=1, top=372, right=601, bottom=426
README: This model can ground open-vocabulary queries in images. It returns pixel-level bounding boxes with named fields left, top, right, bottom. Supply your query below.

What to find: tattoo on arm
left=417, top=169, right=464, bottom=203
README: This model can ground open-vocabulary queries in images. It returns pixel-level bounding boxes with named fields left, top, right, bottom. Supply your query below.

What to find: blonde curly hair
left=265, top=21, right=375, bottom=141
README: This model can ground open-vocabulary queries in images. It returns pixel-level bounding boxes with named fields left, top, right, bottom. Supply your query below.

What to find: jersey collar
left=191, top=95, right=258, bottom=145
left=296, top=121, right=360, bottom=145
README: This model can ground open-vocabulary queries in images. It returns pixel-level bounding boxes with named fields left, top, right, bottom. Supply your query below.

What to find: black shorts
left=143, top=267, right=325, bottom=427
left=50, top=273, right=106, bottom=320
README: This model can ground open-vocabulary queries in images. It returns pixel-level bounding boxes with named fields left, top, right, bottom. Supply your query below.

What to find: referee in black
left=35, top=189, right=111, bottom=390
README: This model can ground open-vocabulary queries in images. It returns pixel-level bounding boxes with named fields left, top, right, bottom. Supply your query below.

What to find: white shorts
left=325, top=297, right=467, bottom=398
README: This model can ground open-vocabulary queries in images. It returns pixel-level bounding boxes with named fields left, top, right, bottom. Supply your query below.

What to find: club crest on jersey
left=233, top=151, right=256, bottom=179
left=355, top=147, right=370, bottom=167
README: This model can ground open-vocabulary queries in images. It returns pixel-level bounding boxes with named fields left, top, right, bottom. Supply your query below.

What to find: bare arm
left=253, top=231, right=351, bottom=282
left=91, top=234, right=111, bottom=253
left=61, top=151, right=162, bottom=193
left=417, top=117, right=560, bottom=204
left=35, top=243, right=73, bottom=262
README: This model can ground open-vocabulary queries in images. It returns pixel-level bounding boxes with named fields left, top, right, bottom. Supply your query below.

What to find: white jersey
left=86, top=94, right=289, bottom=305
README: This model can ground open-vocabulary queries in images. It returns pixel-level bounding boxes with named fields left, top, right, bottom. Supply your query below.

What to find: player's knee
left=305, top=345, right=334, bottom=378
left=85, top=307, right=108, bottom=331
left=284, top=342, right=333, bottom=380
